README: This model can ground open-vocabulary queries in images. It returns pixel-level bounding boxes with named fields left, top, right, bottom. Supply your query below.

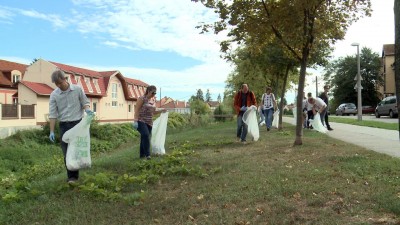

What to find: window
left=85, top=77, right=93, bottom=93
left=93, top=79, right=101, bottom=93
left=92, top=102, right=97, bottom=112
left=129, top=85, right=134, bottom=97
left=112, top=101, right=117, bottom=107
left=12, top=74, right=20, bottom=83
left=76, top=75, right=82, bottom=87
left=112, top=83, right=118, bottom=99
left=128, top=104, right=131, bottom=112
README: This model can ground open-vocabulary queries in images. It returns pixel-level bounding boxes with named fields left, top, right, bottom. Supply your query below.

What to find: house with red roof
left=16, top=59, right=148, bottom=125
left=0, top=59, right=28, bottom=104
left=156, top=96, right=190, bottom=114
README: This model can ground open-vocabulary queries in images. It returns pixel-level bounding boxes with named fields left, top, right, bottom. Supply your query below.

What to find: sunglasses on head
left=152, top=92, right=157, bottom=95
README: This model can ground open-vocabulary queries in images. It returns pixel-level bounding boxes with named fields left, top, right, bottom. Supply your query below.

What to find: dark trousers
left=307, top=110, right=314, bottom=128
left=137, top=121, right=152, bottom=158
left=236, top=115, right=248, bottom=142
left=323, top=109, right=331, bottom=128
left=59, top=119, right=81, bottom=180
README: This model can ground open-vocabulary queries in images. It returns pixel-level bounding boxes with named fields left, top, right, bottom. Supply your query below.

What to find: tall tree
left=395, top=0, right=400, bottom=139
left=193, top=0, right=371, bottom=145
left=217, top=94, right=222, bottom=103
left=196, top=89, right=205, bottom=101
left=205, top=89, right=212, bottom=102
left=324, top=47, right=382, bottom=109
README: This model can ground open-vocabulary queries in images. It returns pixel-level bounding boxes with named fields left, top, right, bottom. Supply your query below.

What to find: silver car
left=375, top=95, right=398, bottom=118
left=335, top=103, right=357, bottom=116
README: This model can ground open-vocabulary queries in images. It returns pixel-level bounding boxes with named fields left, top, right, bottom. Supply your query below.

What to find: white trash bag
left=151, top=112, right=169, bottom=155
left=242, top=105, right=259, bottom=141
left=292, top=107, right=297, bottom=125
left=309, top=112, right=328, bottom=133
left=272, top=109, right=280, bottom=129
left=62, top=114, right=94, bottom=171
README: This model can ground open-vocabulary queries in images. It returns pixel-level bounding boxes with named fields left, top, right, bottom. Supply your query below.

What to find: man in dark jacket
left=233, top=84, right=257, bottom=143
left=319, top=85, right=333, bottom=131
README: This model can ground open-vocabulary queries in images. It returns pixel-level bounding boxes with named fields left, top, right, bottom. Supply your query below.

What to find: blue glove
left=85, top=109, right=94, bottom=115
left=240, top=106, right=247, bottom=111
left=132, top=121, right=139, bottom=130
left=49, top=131, right=55, bottom=142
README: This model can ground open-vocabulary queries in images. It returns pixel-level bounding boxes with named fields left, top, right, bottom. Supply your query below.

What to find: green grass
left=285, top=114, right=399, bottom=130
left=1, top=121, right=400, bottom=224
left=328, top=116, right=399, bottom=130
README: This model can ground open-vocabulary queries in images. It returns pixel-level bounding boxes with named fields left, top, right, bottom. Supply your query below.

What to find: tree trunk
left=294, top=57, right=307, bottom=145
left=395, top=0, right=400, bottom=140
left=278, top=64, right=290, bottom=130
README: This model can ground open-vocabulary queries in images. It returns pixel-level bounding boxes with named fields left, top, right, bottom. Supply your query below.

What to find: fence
left=1, top=104, right=35, bottom=119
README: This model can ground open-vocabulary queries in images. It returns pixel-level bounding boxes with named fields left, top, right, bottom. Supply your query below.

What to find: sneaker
left=146, top=156, right=152, bottom=160
left=267, top=127, right=270, bottom=131
left=241, top=141, right=247, bottom=145
left=328, top=127, right=333, bottom=131
left=67, top=178, right=78, bottom=184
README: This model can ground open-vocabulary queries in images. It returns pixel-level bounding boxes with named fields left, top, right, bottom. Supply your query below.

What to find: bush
left=213, top=104, right=234, bottom=122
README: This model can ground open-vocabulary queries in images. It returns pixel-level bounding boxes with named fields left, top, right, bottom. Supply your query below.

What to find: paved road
left=283, top=117, right=400, bottom=158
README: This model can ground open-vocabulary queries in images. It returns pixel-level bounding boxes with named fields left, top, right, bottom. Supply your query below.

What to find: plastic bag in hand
left=62, top=114, right=94, bottom=171
left=272, top=109, right=280, bottom=129
left=309, top=112, right=328, bottom=133
left=151, top=112, right=169, bottom=155
left=242, top=105, right=259, bottom=141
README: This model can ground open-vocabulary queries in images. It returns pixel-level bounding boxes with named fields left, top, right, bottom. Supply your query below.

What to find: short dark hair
left=51, top=70, right=66, bottom=83
left=145, top=85, right=157, bottom=95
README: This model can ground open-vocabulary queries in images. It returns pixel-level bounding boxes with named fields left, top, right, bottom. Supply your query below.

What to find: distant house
left=2, top=58, right=148, bottom=126
left=156, top=96, right=190, bottom=114
left=377, top=44, right=395, bottom=98
left=206, top=101, right=220, bottom=111
left=0, top=59, right=28, bottom=104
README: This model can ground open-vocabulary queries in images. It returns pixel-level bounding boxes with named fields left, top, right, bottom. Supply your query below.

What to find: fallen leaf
left=293, top=192, right=301, bottom=199
left=188, top=215, right=195, bottom=221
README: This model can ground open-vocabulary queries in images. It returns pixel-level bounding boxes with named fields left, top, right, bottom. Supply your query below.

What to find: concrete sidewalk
left=282, top=117, right=400, bottom=158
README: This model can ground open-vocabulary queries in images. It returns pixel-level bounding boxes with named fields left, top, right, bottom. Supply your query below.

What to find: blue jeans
left=137, top=121, right=152, bottom=158
left=264, top=108, right=274, bottom=128
left=236, top=115, right=247, bottom=142
left=59, top=119, right=81, bottom=180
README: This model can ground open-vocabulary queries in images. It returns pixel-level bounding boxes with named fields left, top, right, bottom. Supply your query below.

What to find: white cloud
left=18, top=9, right=68, bottom=28
left=332, top=0, right=394, bottom=58
left=70, top=0, right=223, bottom=63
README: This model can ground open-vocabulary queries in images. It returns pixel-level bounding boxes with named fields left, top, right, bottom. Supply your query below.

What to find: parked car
left=335, top=103, right=357, bottom=116
left=375, top=95, right=398, bottom=118
left=362, top=105, right=375, bottom=114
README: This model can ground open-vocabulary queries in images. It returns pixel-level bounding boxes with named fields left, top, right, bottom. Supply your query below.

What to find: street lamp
left=351, top=42, right=362, bottom=121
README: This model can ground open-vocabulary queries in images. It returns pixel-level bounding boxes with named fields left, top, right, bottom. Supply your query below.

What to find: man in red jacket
left=233, top=84, right=257, bottom=144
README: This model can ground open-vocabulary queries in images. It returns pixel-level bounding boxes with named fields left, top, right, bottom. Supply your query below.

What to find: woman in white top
left=261, top=86, right=277, bottom=131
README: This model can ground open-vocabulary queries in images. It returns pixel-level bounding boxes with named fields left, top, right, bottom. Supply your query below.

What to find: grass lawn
left=328, top=117, right=399, bottom=131
left=1, top=121, right=400, bottom=224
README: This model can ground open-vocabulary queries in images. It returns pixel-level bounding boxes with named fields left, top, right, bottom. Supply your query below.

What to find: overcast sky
left=0, top=0, right=395, bottom=103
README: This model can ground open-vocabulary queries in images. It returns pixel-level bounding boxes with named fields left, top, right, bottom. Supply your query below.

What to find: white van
left=375, top=95, right=398, bottom=118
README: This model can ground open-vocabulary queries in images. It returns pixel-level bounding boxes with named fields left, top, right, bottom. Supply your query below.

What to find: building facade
left=1, top=58, right=149, bottom=127
left=378, top=44, right=395, bottom=98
